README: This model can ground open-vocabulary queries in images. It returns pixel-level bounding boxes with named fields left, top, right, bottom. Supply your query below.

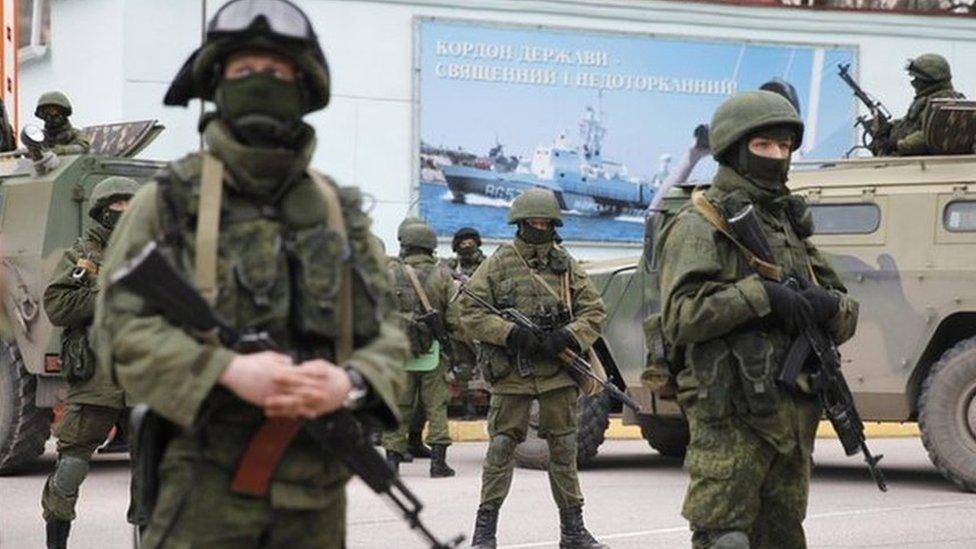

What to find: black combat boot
left=558, top=507, right=608, bottom=549
left=471, top=506, right=498, bottom=549
left=46, top=519, right=71, bottom=549
left=386, top=450, right=404, bottom=474
left=407, top=430, right=432, bottom=459
left=429, top=445, right=456, bottom=478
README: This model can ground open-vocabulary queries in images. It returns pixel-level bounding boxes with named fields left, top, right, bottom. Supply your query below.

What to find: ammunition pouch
left=640, top=313, right=678, bottom=400
left=476, top=343, right=511, bottom=384
left=729, top=332, right=781, bottom=416
left=685, top=339, right=736, bottom=421
left=60, top=326, right=96, bottom=383
left=405, top=314, right=435, bottom=358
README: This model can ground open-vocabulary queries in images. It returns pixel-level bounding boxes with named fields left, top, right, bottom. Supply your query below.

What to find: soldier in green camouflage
left=382, top=220, right=457, bottom=478
left=446, top=226, right=486, bottom=419
left=34, top=91, right=91, bottom=156
left=92, top=1, right=407, bottom=547
left=654, top=91, right=859, bottom=548
left=872, top=53, right=965, bottom=156
left=447, top=227, right=486, bottom=277
left=462, top=189, right=609, bottom=549
left=41, top=176, right=139, bottom=548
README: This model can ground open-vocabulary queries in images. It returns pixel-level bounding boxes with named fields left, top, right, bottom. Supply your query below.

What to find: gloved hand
left=539, top=329, right=577, bottom=360
left=762, top=281, right=812, bottom=335
left=799, top=285, right=840, bottom=325
left=506, top=325, right=540, bottom=356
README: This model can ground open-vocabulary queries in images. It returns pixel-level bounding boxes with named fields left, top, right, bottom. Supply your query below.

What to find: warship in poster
left=438, top=105, right=658, bottom=218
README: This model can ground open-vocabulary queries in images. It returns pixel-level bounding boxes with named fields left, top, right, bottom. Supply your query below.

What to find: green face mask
left=517, top=222, right=555, bottom=244
left=215, top=73, right=304, bottom=148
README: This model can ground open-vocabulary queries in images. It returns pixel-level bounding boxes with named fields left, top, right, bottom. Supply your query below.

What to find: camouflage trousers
left=682, top=409, right=817, bottom=549
left=383, top=367, right=451, bottom=453
left=142, top=458, right=347, bottom=549
left=42, top=403, right=123, bottom=521
left=479, top=386, right=583, bottom=510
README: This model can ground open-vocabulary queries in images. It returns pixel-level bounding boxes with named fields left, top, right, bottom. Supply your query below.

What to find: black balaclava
left=517, top=221, right=557, bottom=244
left=99, top=208, right=123, bottom=230
left=729, top=126, right=795, bottom=191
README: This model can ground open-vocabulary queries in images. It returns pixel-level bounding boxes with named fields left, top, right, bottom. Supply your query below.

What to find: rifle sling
left=402, top=263, right=434, bottom=314
left=194, top=154, right=224, bottom=303
left=230, top=169, right=354, bottom=497
left=691, top=190, right=784, bottom=282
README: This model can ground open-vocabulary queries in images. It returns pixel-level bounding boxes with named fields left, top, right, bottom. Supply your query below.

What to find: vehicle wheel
left=919, top=336, right=976, bottom=492
left=513, top=391, right=613, bottom=470
left=0, top=342, right=53, bottom=474
left=638, top=415, right=689, bottom=459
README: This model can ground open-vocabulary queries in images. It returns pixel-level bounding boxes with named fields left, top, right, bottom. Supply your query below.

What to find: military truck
left=577, top=154, right=976, bottom=492
left=0, top=121, right=163, bottom=473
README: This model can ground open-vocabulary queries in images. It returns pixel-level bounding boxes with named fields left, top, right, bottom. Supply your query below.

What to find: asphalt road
left=1, top=437, right=973, bottom=548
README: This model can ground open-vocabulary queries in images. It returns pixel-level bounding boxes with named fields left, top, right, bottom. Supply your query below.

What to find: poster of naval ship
left=417, top=19, right=857, bottom=243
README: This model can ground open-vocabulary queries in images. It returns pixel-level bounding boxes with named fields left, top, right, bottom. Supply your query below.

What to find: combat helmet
left=508, top=188, right=563, bottom=227
left=35, top=91, right=72, bottom=117
left=452, top=227, right=481, bottom=252
left=164, top=0, right=330, bottom=113
left=397, top=216, right=425, bottom=242
left=709, top=90, right=804, bottom=161
left=907, top=53, right=951, bottom=83
left=400, top=222, right=437, bottom=252
left=88, top=176, right=140, bottom=220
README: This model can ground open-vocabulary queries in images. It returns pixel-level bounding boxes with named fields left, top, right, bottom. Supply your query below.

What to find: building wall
left=19, top=0, right=976, bottom=259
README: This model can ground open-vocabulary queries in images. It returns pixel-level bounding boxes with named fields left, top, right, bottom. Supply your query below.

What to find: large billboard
left=417, top=19, right=857, bottom=243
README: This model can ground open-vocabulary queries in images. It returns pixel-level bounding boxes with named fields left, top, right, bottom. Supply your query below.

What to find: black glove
left=539, top=329, right=577, bottom=360
left=507, top=325, right=540, bottom=356
left=799, top=286, right=840, bottom=325
left=762, top=281, right=812, bottom=335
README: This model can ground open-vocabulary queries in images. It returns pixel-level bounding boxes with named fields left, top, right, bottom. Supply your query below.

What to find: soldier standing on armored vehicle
left=653, top=91, right=859, bottom=548
left=462, top=188, right=608, bottom=549
left=871, top=53, right=964, bottom=157
left=40, top=176, right=138, bottom=549
left=383, top=220, right=457, bottom=478
left=34, top=92, right=91, bottom=155
left=93, top=1, right=408, bottom=546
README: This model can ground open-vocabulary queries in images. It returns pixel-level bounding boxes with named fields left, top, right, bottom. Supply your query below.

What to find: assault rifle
left=111, top=241, right=464, bottom=549
left=456, top=283, right=640, bottom=412
left=838, top=63, right=894, bottom=154
left=727, top=206, right=888, bottom=492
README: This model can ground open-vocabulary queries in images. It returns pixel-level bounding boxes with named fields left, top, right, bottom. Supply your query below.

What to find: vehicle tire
left=638, top=415, right=689, bottom=459
left=919, top=336, right=976, bottom=492
left=513, top=391, right=613, bottom=470
left=0, top=342, right=53, bottom=474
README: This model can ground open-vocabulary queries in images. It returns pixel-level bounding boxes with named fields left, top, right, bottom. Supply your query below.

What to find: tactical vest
left=390, top=256, right=440, bottom=357
left=59, top=234, right=104, bottom=383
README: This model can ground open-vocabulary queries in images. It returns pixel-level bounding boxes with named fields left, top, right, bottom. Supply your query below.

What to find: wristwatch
left=343, top=366, right=370, bottom=410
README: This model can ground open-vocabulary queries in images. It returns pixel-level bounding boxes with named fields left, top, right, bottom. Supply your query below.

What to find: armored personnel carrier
left=0, top=121, right=164, bottom=472
left=583, top=154, right=976, bottom=492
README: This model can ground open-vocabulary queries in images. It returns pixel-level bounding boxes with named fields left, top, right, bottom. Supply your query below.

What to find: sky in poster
left=419, top=20, right=857, bottom=243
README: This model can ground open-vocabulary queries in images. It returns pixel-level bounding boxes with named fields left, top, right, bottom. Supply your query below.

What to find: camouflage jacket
left=890, top=81, right=965, bottom=156
left=93, top=149, right=408, bottom=509
left=460, top=237, right=606, bottom=395
left=44, top=124, right=91, bottom=156
left=43, top=224, right=124, bottom=408
left=445, top=249, right=486, bottom=279
left=390, top=252, right=457, bottom=357
left=657, top=166, right=859, bottom=453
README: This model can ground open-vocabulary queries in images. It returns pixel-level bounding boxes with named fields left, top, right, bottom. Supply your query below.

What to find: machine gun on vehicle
left=111, top=241, right=464, bottom=549
left=727, top=205, right=888, bottom=492
left=838, top=63, right=894, bottom=156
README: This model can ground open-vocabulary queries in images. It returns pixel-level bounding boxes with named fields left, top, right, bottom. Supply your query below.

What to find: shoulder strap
left=194, top=153, right=224, bottom=303
left=510, top=243, right=563, bottom=301
left=691, top=190, right=783, bottom=282
left=307, top=170, right=354, bottom=363
left=402, top=263, right=434, bottom=314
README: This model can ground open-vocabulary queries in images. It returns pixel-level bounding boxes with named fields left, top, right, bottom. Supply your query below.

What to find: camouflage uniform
left=35, top=91, right=91, bottom=156
left=462, top=189, right=608, bottom=549
left=93, top=3, right=407, bottom=548
left=41, top=176, right=139, bottom=546
left=655, top=91, right=859, bottom=549
left=877, top=53, right=965, bottom=156
left=444, top=227, right=486, bottom=415
left=382, top=222, right=457, bottom=477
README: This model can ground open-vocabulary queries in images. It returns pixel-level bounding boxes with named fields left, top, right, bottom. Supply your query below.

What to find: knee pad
left=50, top=456, right=90, bottom=497
left=547, top=433, right=577, bottom=466
left=712, top=530, right=749, bottom=549
left=486, top=434, right=517, bottom=465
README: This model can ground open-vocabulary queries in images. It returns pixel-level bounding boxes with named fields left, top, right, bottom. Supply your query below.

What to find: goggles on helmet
left=209, top=0, right=315, bottom=41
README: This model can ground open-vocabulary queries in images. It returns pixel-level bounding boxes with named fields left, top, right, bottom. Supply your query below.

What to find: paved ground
left=1, top=437, right=973, bottom=548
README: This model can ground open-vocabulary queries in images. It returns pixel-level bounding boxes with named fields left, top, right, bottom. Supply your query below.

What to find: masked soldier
left=447, top=227, right=486, bottom=277
left=41, top=176, right=139, bottom=548
left=461, top=189, right=608, bottom=549
left=93, top=1, right=407, bottom=547
left=654, top=91, right=859, bottom=548
left=383, top=220, right=456, bottom=477
left=34, top=91, right=91, bottom=155
left=872, top=53, right=964, bottom=156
